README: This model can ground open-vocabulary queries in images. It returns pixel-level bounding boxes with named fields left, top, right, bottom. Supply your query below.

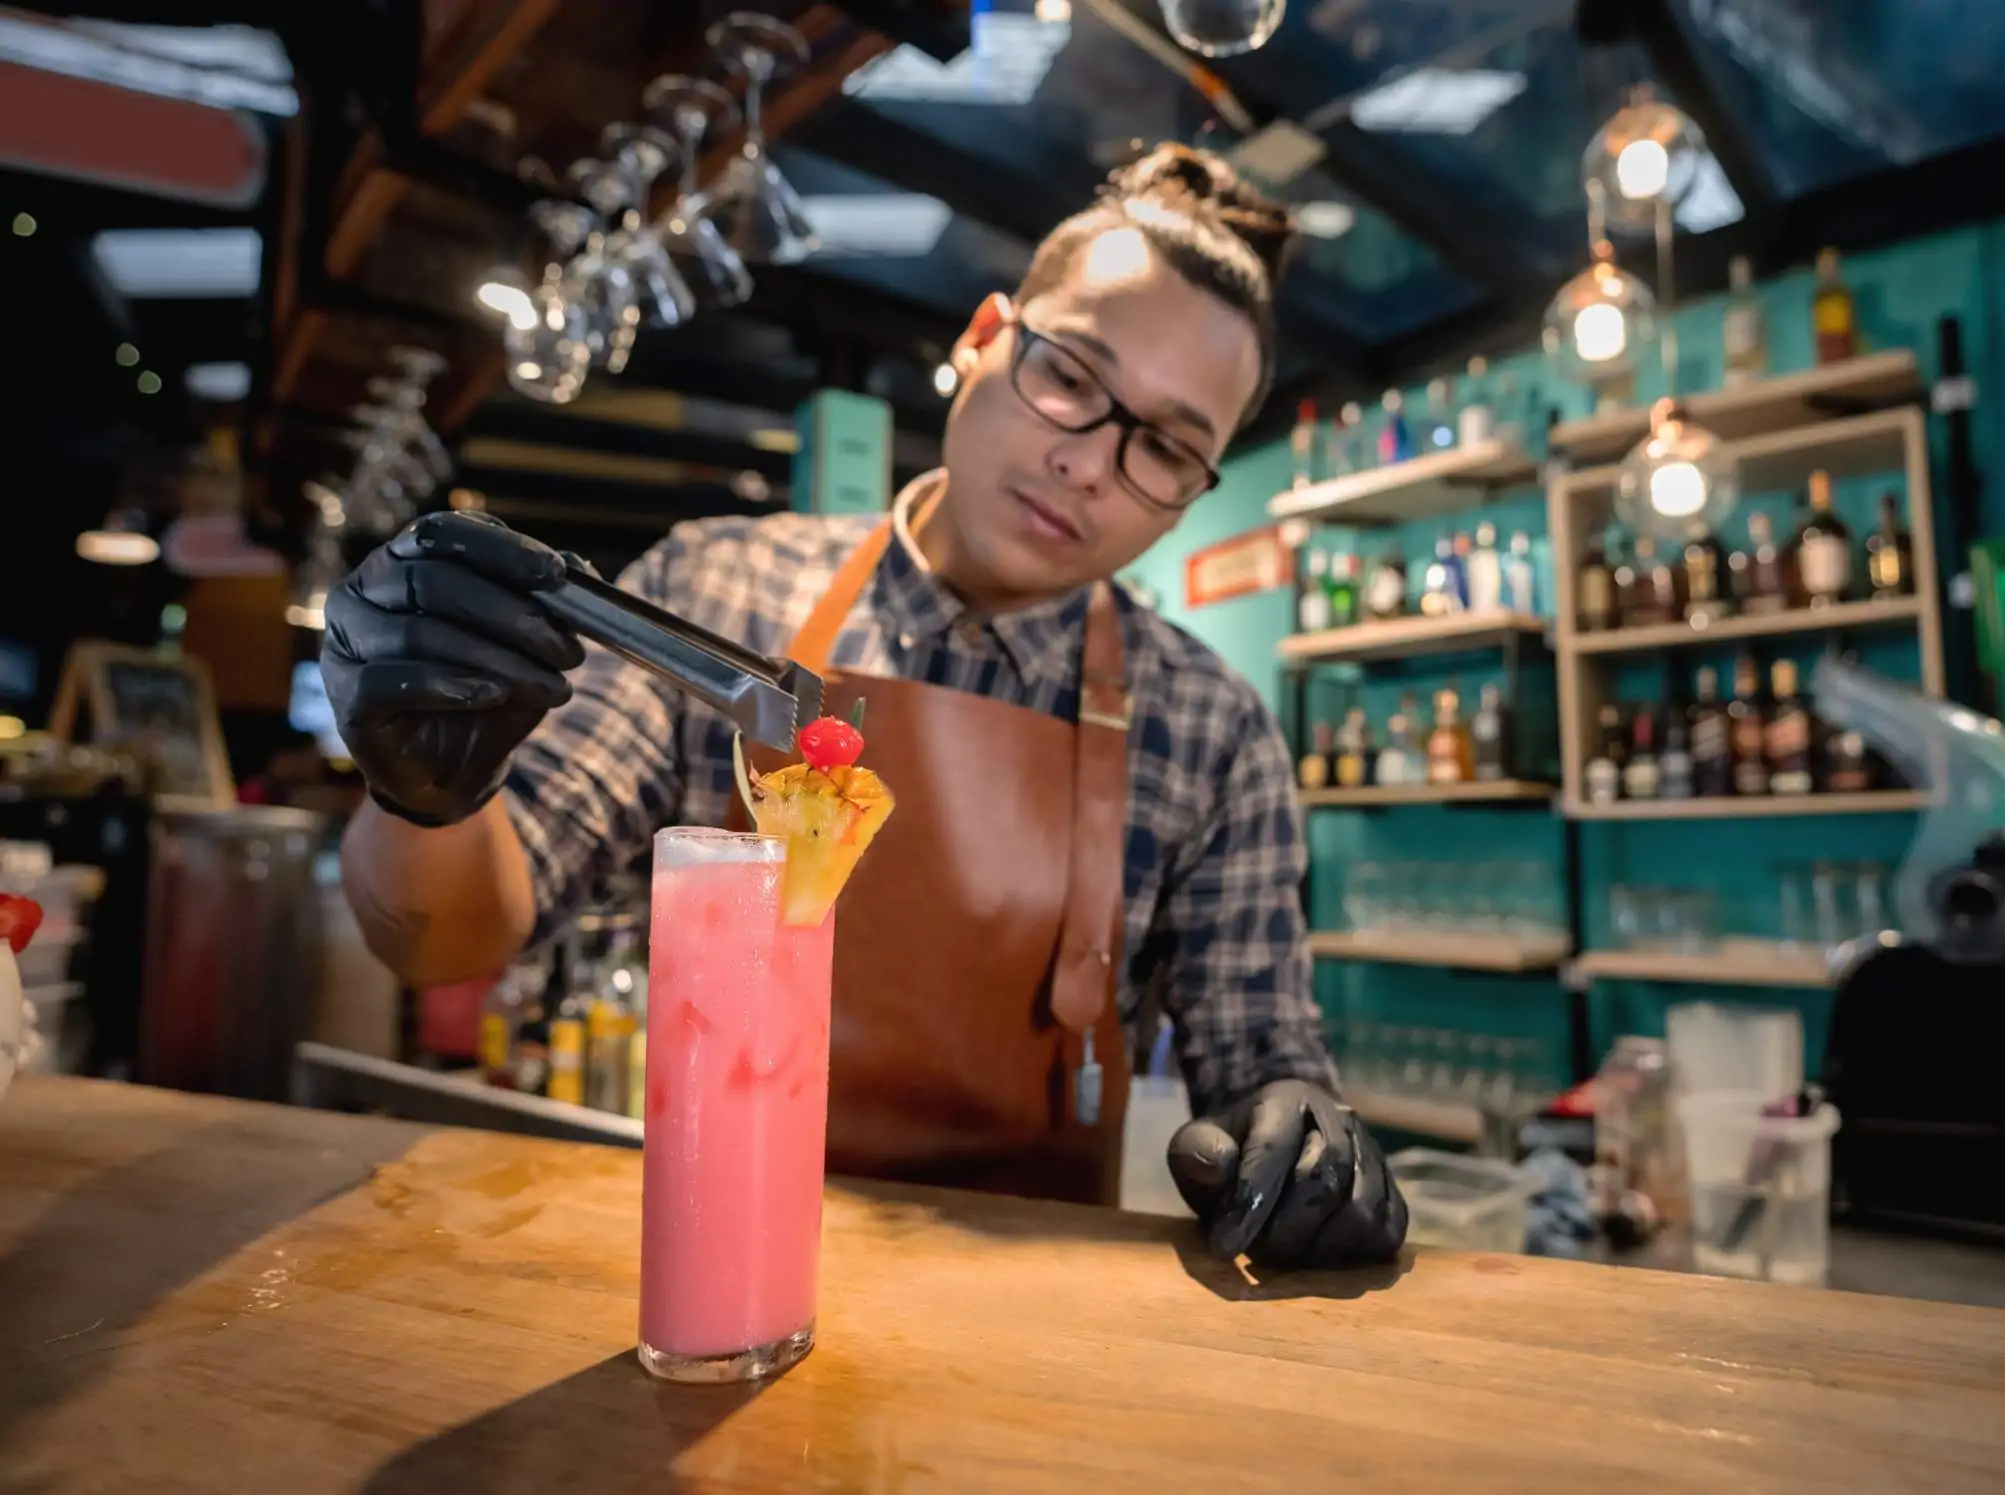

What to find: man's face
left=936, top=226, right=1263, bottom=604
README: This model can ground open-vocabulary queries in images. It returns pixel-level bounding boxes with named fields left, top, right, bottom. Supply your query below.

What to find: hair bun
left=1106, top=142, right=1298, bottom=283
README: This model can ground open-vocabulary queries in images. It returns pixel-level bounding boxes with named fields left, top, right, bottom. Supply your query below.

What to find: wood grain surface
left=3, top=1076, right=2002, bottom=1494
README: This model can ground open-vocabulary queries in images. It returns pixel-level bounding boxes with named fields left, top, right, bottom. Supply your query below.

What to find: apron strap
left=1051, top=582, right=1129, bottom=1036
left=788, top=518, right=895, bottom=675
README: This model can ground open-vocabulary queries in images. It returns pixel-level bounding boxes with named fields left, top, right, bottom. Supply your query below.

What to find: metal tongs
left=535, top=559, right=824, bottom=752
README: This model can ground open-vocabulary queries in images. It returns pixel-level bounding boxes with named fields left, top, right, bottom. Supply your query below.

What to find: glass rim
left=652, top=824, right=784, bottom=862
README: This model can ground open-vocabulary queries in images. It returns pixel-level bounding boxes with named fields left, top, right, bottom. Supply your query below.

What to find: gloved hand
left=1168, top=1079, right=1408, bottom=1270
left=322, top=511, right=586, bottom=828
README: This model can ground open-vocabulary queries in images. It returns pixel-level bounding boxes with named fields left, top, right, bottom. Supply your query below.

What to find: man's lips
left=1010, top=487, right=1083, bottom=543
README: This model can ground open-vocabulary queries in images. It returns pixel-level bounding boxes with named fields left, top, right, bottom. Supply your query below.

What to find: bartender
left=326, top=143, right=1407, bottom=1272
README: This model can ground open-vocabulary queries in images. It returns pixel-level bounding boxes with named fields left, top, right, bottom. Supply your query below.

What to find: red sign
left=1184, top=527, right=1291, bottom=609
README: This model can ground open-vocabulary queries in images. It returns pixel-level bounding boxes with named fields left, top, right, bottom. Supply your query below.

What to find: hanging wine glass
left=364, top=375, right=453, bottom=481
left=640, top=73, right=754, bottom=307
left=702, top=12, right=818, bottom=266
left=597, top=123, right=698, bottom=331
left=556, top=165, right=645, bottom=374
left=508, top=200, right=597, bottom=402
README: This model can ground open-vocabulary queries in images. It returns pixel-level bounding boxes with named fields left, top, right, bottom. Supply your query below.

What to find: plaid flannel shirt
left=501, top=477, right=1340, bottom=1118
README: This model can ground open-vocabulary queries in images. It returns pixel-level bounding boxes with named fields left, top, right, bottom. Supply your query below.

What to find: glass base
left=637, top=1322, right=814, bottom=1384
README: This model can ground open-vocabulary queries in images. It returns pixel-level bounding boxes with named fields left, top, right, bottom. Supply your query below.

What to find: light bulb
left=1614, top=138, right=1670, bottom=201
left=1572, top=302, right=1629, bottom=363
left=1649, top=461, right=1707, bottom=519
left=932, top=362, right=959, bottom=397
left=76, top=531, right=160, bottom=565
left=477, top=279, right=538, bottom=331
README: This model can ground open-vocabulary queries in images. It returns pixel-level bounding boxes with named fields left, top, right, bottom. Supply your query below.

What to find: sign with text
left=1184, top=527, right=1290, bottom=609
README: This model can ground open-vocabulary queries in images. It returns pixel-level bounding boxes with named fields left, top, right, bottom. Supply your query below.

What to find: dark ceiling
left=7, top=0, right=2005, bottom=600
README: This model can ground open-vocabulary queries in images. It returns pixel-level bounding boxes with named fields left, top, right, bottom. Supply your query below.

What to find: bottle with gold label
left=1728, top=652, right=1769, bottom=797
left=1765, top=658, right=1815, bottom=795
left=1682, top=534, right=1734, bottom=626
left=545, top=985, right=589, bottom=1107
left=1793, top=469, right=1852, bottom=607
left=1865, top=492, right=1912, bottom=600
left=1812, top=248, right=1858, bottom=364
left=1299, top=721, right=1334, bottom=792
left=1426, top=684, right=1474, bottom=785
left=1334, top=708, right=1374, bottom=788
left=478, top=971, right=524, bottom=1091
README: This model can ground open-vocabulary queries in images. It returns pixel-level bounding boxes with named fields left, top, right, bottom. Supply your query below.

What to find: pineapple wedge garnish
left=750, top=753, right=895, bottom=927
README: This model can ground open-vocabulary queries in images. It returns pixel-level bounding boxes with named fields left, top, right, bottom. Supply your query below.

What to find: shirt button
left=898, top=630, right=915, bottom=650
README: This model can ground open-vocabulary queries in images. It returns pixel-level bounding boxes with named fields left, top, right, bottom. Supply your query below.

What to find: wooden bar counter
left=4, top=1076, right=2003, bottom=1493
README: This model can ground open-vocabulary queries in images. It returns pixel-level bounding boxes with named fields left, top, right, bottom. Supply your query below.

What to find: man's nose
left=1046, top=422, right=1121, bottom=492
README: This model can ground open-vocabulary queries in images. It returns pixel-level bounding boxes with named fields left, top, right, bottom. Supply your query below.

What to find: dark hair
left=1015, top=142, right=1298, bottom=425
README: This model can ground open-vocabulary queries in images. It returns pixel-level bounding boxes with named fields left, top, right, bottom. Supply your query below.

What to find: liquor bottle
left=1722, top=254, right=1767, bottom=387
left=1427, top=684, right=1475, bottom=785
left=1765, top=658, right=1816, bottom=795
left=1659, top=707, right=1695, bottom=799
left=1812, top=247, right=1859, bottom=365
left=1622, top=709, right=1662, bottom=801
left=1299, top=720, right=1334, bottom=792
left=1585, top=704, right=1626, bottom=806
left=1732, top=510, right=1795, bottom=615
left=1328, top=553, right=1360, bottom=629
left=1458, top=356, right=1495, bottom=445
left=1577, top=528, right=1617, bottom=632
left=1689, top=666, right=1734, bottom=798
left=511, top=995, right=552, bottom=1097
left=1334, top=707, right=1374, bottom=788
left=1466, top=522, right=1504, bottom=613
left=1621, top=535, right=1683, bottom=626
left=546, top=978, right=590, bottom=1107
left=1447, top=533, right=1472, bottom=609
left=1425, top=378, right=1455, bottom=450
left=1378, top=389, right=1413, bottom=464
left=1298, top=550, right=1331, bottom=632
left=1865, top=492, right=1912, bottom=600
left=1375, top=694, right=1421, bottom=785
left=1794, top=469, right=1853, bottom=607
left=1682, top=534, right=1734, bottom=627
left=1364, top=544, right=1408, bottom=619
left=586, top=930, right=642, bottom=1114
left=1420, top=537, right=1464, bottom=616
left=1503, top=531, right=1537, bottom=614
left=1821, top=726, right=1875, bottom=793
left=1291, top=399, right=1318, bottom=488
left=478, top=970, right=527, bottom=1091
left=1335, top=401, right=1366, bottom=475
left=1471, top=682, right=1512, bottom=781
left=1728, top=653, right=1769, bottom=797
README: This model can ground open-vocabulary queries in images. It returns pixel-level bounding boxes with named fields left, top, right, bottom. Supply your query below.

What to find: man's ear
left=951, top=292, right=1013, bottom=374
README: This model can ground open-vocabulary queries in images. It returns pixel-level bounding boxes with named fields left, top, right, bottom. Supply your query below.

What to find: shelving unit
left=1281, top=610, right=1546, bottom=665
left=1567, top=940, right=1834, bottom=989
left=1302, top=779, right=1553, bottom=808
left=1548, top=397, right=1944, bottom=808
left=1267, top=439, right=1538, bottom=526
left=1308, top=929, right=1570, bottom=972
left=1564, top=789, right=1929, bottom=821
left=1548, top=351, right=1922, bottom=466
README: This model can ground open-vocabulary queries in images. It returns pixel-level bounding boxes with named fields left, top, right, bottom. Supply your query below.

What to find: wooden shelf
left=1302, top=780, right=1554, bottom=808
left=1345, top=1086, right=1482, bottom=1144
left=1569, top=940, right=1833, bottom=989
left=1562, top=406, right=1916, bottom=504
left=1280, top=610, right=1546, bottom=664
left=1308, top=929, right=1570, bottom=972
left=1549, top=352, right=1921, bottom=466
left=1266, top=439, right=1538, bottom=526
left=1565, top=595, right=1924, bottom=655
left=1564, top=790, right=1928, bottom=821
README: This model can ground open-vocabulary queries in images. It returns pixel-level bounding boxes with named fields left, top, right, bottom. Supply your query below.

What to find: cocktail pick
left=731, top=732, right=760, bottom=825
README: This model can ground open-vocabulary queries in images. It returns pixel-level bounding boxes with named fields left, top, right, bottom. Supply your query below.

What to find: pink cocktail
left=637, top=827, right=834, bottom=1382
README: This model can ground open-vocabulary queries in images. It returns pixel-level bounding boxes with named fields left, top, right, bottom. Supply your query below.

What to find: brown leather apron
left=734, top=517, right=1133, bottom=1205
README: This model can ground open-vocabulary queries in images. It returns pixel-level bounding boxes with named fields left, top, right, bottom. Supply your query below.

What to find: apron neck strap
left=788, top=519, right=894, bottom=675
left=1051, top=581, right=1130, bottom=1039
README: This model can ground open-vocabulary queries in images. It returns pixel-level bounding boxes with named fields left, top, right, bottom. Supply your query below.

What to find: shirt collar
left=875, top=469, right=1094, bottom=680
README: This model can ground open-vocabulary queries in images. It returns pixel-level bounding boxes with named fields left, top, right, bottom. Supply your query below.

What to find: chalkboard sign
left=49, top=642, right=234, bottom=808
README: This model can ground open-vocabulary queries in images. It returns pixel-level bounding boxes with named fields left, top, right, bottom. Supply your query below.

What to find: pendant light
left=1543, top=238, right=1656, bottom=389
left=76, top=509, right=159, bottom=566
left=1581, top=83, right=1706, bottom=237
left=1617, top=398, right=1740, bottom=543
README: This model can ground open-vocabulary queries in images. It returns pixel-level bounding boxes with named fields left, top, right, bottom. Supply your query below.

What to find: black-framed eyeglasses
left=1007, top=324, right=1222, bottom=512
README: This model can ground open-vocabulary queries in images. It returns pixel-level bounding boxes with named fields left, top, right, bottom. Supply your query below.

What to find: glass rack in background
left=1342, top=859, right=1566, bottom=941
left=1607, top=860, right=1895, bottom=959
left=1326, top=1016, right=1559, bottom=1116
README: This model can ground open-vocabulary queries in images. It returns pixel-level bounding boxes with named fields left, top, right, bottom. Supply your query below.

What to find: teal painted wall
left=1128, top=220, right=2005, bottom=1094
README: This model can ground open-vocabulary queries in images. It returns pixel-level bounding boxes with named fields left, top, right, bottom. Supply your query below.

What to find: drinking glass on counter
left=638, top=827, right=834, bottom=1383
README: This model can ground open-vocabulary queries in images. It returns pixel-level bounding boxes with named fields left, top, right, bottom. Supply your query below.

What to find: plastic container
left=1120, top=1074, right=1194, bottom=1218
left=1676, top=1090, right=1840, bottom=1286
left=1667, top=1001, right=1802, bottom=1103
left=1390, top=1148, right=1535, bottom=1254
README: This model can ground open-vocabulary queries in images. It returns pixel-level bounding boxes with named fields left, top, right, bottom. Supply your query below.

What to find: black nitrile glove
left=322, top=511, right=586, bottom=828
left=1168, top=1079, right=1408, bottom=1270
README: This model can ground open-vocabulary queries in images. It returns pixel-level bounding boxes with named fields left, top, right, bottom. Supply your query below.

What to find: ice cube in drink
left=637, top=827, right=834, bottom=1382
